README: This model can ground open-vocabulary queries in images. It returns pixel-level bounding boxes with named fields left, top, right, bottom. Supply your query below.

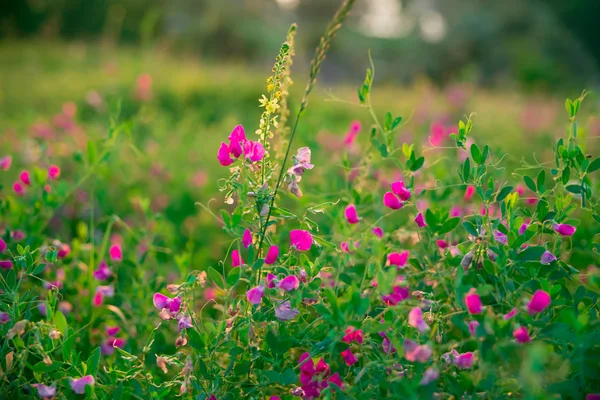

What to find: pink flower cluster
left=383, top=180, right=411, bottom=210
left=298, top=353, right=343, bottom=398
left=217, top=125, right=265, bottom=166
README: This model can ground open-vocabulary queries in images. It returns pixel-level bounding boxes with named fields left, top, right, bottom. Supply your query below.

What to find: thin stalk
left=256, top=0, right=356, bottom=265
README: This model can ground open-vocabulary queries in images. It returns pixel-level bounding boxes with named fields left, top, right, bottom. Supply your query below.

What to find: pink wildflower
left=468, top=320, right=479, bottom=336
left=33, top=383, right=56, bottom=399
left=527, top=290, right=551, bottom=315
left=342, top=327, right=364, bottom=344
left=13, top=181, right=25, bottom=196
left=231, top=249, right=244, bottom=267
left=387, top=251, right=409, bottom=267
left=408, top=307, right=430, bottom=333
left=0, top=260, right=13, bottom=269
left=290, top=229, right=312, bottom=251
left=553, top=223, right=576, bottom=236
left=383, top=192, right=403, bottom=210
left=372, top=227, right=383, bottom=238
left=403, top=340, right=432, bottom=362
left=340, top=348, right=358, bottom=366
left=514, top=326, right=531, bottom=343
left=0, top=155, right=11, bottom=170
left=503, top=308, right=518, bottom=320
left=344, top=121, right=361, bottom=146
left=278, top=275, right=300, bottom=291
left=275, top=300, right=299, bottom=321
left=70, top=376, right=95, bottom=394
left=420, top=367, right=439, bottom=385
left=265, top=245, right=279, bottom=264
left=93, top=260, right=111, bottom=280
left=391, top=181, right=411, bottom=201
left=48, top=165, right=60, bottom=180
left=414, top=212, right=427, bottom=228
left=345, top=204, right=359, bottom=224
left=217, top=143, right=233, bottom=166
left=465, top=288, right=482, bottom=314
left=109, top=244, right=122, bottom=262
left=242, top=228, right=252, bottom=249
left=20, top=170, right=31, bottom=186
left=246, top=285, right=265, bottom=304
left=0, top=238, right=6, bottom=253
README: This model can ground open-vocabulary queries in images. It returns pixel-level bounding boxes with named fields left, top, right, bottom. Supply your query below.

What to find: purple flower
left=0, top=238, right=6, bottom=253
left=32, top=383, right=56, bottom=399
left=70, top=375, right=95, bottom=394
left=106, top=326, right=120, bottom=336
left=93, top=260, right=111, bottom=281
left=0, top=312, right=10, bottom=324
left=420, top=367, right=439, bottom=385
left=553, top=223, right=576, bottom=237
left=275, top=301, right=299, bottom=321
left=540, top=250, right=557, bottom=265
left=518, top=223, right=529, bottom=235
left=494, top=230, right=508, bottom=245
left=178, top=315, right=192, bottom=331
left=0, top=260, right=13, bottom=270
left=403, top=339, right=432, bottom=362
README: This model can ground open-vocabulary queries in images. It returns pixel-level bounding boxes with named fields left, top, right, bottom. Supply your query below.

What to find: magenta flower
left=101, top=337, right=125, bottom=355
left=414, top=212, right=427, bottom=228
left=382, top=337, right=396, bottom=354
left=231, top=249, right=244, bottom=267
left=465, top=288, right=482, bottom=314
left=266, top=273, right=278, bottom=288
left=382, top=284, right=410, bottom=306
left=0, top=260, right=13, bottom=270
left=275, top=300, right=299, bottom=321
left=228, top=125, right=246, bottom=158
left=109, top=244, right=122, bottom=262
left=455, top=352, right=475, bottom=369
left=514, top=326, right=531, bottom=343
left=246, top=285, right=265, bottom=304
left=383, top=192, right=403, bottom=210
left=265, top=245, right=279, bottom=264
left=153, top=293, right=182, bottom=319
left=345, top=204, right=359, bottom=224
left=0, top=238, right=6, bottom=253
left=20, top=170, right=31, bottom=186
left=290, top=229, right=312, bottom=251
left=450, top=206, right=463, bottom=217
left=48, top=165, right=61, bottom=180
left=436, top=239, right=449, bottom=249
left=70, top=375, right=95, bottom=394
left=340, top=348, right=358, bottom=366
left=242, top=229, right=252, bottom=249
left=342, top=327, right=364, bottom=344
left=372, top=227, right=383, bottom=238
left=518, top=223, right=529, bottom=235
left=420, top=367, right=439, bottom=386
left=387, top=251, right=409, bottom=268
left=503, top=308, right=518, bottom=320
left=540, top=250, right=557, bottom=265
left=57, top=243, right=71, bottom=259
left=464, top=185, right=475, bottom=200
left=278, top=275, right=300, bottom=291
left=0, top=155, right=11, bottom=170
left=527, top=290, right=551, bottom=315
left=344, top=121, right=361, bottom=146
left=13, top=181, right=25, bottom=196
left=468, top=320, right=479, bottom=336
left=553, top=223, right=576, bottom=236
left=408, top=307, right=429, bottom=333
left=403, top=340, right=432, bottom=362
left=243, top=140, right=265, bottom=162
left=391, top=181, right=411, bottom=201
left=32, top=383, right=56, bottom=399
left=93, top=260, right=111, bottom=280
left=0, top=312, right=10, bottom=324
left=217, top=143, right=234, bottom=166
left=106, top=326, right=120, bottom=336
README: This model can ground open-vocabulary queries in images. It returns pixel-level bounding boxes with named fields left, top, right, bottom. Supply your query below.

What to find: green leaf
left=86, top=347, right=101, bottom=375
left=470, top=144, right=482, bottom=164
left=463, top=221, right=478, bottom=236
left=587, top=158, right=600, bottom=173
left=439, top=217, right=460, bottom=234
left=565, top=185, right=581, bottom=194
left=536, top=170, right=546, bottom=192
left=226, top=267, right=241, bottom=287
left=54, top=310, right=68, bottom=334
left=391, top=116, right=403, bottom=130
left=496, top=186, right=513, bottom=202
left=207, top=267, right=224, bottom=288
left=516, top=246, right=546, bottom=262
left=561, top=168, right=571, bottom=185
left=524, top=175, right=537, bottom=192
left=384, top=112, right=392, bottom=131
left=425, top=209, right=438, bottom=228
left=462, top=158, right=471, bottom=182
left=536, top=199, right=549, bottom=220
left=62, top=329, right=75, bottom=361
left=86, top=140, right=98, bottom=166
left=31, top=361, right=63, bottom=373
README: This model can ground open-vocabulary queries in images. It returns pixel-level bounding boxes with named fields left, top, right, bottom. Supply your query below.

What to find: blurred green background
left=2, top=0, right=600, bottom=89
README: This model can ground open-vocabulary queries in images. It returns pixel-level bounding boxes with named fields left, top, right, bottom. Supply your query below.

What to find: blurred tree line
left=1, top=0, right=599, bottom=89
